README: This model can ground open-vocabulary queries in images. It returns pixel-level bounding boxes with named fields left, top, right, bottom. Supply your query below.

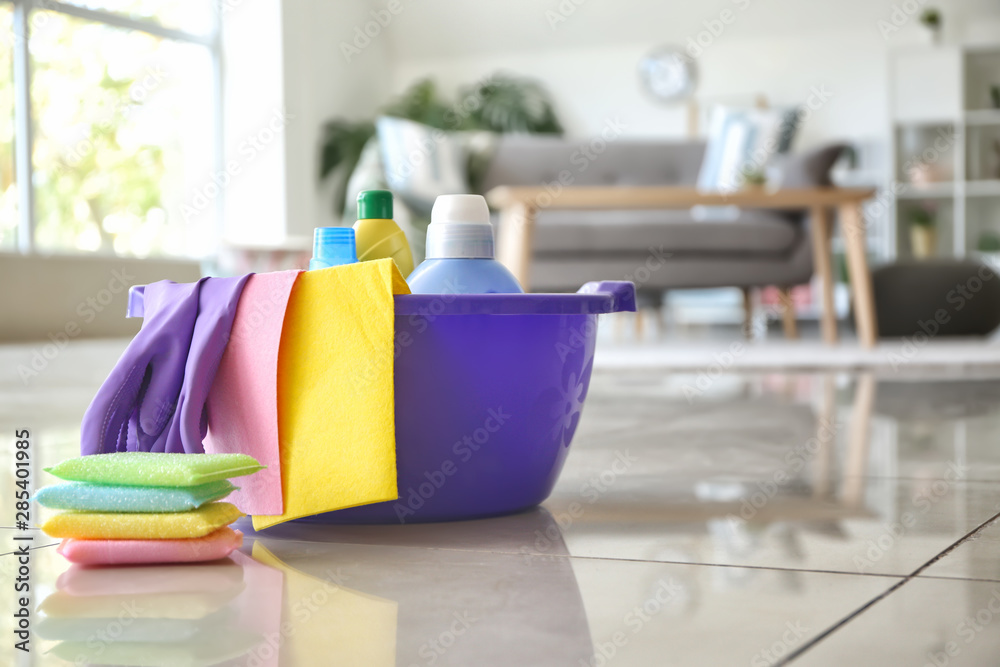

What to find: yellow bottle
left=352, top=190, right=414, bottom=277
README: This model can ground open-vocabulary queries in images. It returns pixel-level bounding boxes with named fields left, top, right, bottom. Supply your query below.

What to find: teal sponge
left=44, top=452, right=264, bottom=487
left=34, top=480, right=236, bottom=513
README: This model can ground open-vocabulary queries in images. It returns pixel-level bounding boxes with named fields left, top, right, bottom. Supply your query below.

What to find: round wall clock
left=638, top=47, right=698, bottom=103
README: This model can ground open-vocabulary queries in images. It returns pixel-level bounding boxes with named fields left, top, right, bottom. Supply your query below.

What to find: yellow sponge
left=41, top=502, right=243, bottom=540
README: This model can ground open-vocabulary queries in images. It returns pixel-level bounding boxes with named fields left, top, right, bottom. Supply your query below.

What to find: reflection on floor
left=4, top=339, right=1000, bottom=665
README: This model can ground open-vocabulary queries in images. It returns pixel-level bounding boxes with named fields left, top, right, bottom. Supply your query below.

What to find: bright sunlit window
left=0, top=0, right=219, bottom=257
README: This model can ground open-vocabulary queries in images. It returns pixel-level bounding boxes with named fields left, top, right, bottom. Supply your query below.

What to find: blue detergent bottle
left=407, top=194, right=524, bottom=294
left=309, top=227, right=357, bottom=270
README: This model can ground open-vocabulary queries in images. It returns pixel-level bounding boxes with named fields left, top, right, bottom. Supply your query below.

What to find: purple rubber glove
left=80, top=280, right=203, bottom=455
left=160, top=274, right=250, bottom=453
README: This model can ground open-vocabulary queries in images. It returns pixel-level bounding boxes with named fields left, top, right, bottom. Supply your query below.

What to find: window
left=0, top=6, right=15, bottom=251
left=1, top=0, right=220, bottom=257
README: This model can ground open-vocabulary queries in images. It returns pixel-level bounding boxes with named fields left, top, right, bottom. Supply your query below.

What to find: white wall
left=387, top=32, right=889, bottom=149
left=222, top=0, right=392, bottom=243
left=281, top=0, right=393, bottom=236
left=221, top=0, right=287, bottom=246
left=226, top=0, right=1000, bottom=243
left=381, top=0, right=1000, bottom=149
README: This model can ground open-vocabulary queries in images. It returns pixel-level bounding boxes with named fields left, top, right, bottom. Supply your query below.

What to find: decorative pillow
left=343, top=137, right=429, bottom=265
left=696, top=106, right=800, bottom=193
left=377, top=115, right=469, bottom=216
left=343, top=137, right=390, bottom=220
left=774, top=143, right=848, bottom=188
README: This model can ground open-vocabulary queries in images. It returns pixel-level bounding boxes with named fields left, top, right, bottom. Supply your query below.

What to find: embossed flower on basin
left=551, top=359, right=592, bottom=447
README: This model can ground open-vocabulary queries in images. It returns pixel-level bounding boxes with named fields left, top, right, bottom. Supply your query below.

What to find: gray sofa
left=480, top=137, right=820, bottom=295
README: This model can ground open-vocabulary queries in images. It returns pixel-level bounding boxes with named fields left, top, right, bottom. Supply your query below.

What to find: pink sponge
left=56, top=527, right=243, bottom=565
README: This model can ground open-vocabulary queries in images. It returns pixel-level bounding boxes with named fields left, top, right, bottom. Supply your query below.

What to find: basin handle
left=576, top=281, right=636, bottom=313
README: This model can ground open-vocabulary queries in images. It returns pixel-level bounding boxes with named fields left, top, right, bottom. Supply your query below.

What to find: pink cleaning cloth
left=56, top=527, right=243, bottom=565
left=204, top=270, right=301, bottom=515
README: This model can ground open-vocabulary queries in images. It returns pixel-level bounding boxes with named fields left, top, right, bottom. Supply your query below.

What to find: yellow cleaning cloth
left=253, top=259, right=409, bottom=530
left=41, top=502, right=243, bottom=540
left=252, top=542, right=397, bottom=665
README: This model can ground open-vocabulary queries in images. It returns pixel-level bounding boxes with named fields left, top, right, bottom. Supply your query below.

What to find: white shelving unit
left=889, top=44, right=1000, bottom=260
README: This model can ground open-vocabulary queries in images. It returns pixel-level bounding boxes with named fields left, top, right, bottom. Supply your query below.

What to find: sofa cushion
left=481, top=137, right=706, bottom=191
left=529, top=208, right=801, bottom=255
left=377, top=115, right=468, bottom=215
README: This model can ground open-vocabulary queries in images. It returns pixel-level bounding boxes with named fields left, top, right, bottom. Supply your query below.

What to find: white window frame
left=3, top=0, right=223, bottom=255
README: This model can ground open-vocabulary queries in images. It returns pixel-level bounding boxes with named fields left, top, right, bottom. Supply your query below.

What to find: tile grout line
left=506, top=551, right=909, bottom=580
left=914, top=574, right=1000, bottom=584
left=861, top=475, right=1000, bottom=484
left=780, top=508, right=1000, bottom=665
left=241, top=533, right=904, bottom=579
left=904, top=512, right=1000, bottom=579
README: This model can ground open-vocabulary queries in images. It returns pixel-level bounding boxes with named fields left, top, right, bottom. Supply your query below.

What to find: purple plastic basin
left=127, top=279, right=636, bottom=525
left=304, top=280, right=636, bottom=524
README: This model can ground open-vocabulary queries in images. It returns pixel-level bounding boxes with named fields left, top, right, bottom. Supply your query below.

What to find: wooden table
left=486, top=185, right=879, bottom=348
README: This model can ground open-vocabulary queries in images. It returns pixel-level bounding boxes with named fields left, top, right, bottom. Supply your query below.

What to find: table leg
left=777, top=287, right=799, bottom=340
left=841, top=372, right=876, bottom=508
left=496, top=202, right=536, bottom=291
left=810, top=206, right=838, bottom=345
left=741, top=287, right=754, bottom=339
left=812, top=374, right=836, bottom=499
left=838, top=201, right=879, bottom=348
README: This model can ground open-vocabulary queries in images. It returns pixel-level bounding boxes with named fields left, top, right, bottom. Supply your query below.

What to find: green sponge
left=34, top=480, right=236, bottom=513
left=44, top=452, right=264, bottom=487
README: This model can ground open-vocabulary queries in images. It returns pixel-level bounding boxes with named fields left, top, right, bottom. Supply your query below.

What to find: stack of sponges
left=38, top=452, right=263, bottom=565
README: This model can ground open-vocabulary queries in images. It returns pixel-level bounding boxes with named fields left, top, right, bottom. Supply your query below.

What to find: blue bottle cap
left=310, top=227, right=357, bottom=270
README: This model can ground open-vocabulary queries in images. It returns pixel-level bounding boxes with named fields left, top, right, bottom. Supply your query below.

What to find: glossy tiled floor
left=3, top=339, right=1000, bottom=665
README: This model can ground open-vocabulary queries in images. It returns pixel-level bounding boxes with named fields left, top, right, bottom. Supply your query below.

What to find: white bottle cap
left=425, top=194, right=495, bottom=259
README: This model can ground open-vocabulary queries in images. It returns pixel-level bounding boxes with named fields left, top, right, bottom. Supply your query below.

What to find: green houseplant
left=978, top=231, right=1000, bottom=274
left=319, top=74, right=563, bottom=218
left=920, top=8, right=943, bottom=44
left=908, top=202, right=937, bottom=259
left=977, top=231, right=1000, bottom=253
left=739, top=167, right=768, bottom=189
